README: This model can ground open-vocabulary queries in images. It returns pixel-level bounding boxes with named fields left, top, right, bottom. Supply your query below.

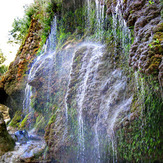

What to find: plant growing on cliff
left=148, top=0, right=154, bottom=5
left=116, top=72, right=163, bottom=162
left=0, top=49, right=8, bottom=76
left=9, top=8, right=33, bottom=44
left=9, top=0, right=56, bottom=47
left=0, top=49, right=6, bottom=65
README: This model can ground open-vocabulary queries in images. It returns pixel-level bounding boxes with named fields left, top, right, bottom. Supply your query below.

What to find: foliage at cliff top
left=0, top=49, right=6, bottom=65
left=9, top=0, right=59, bottom=45
left=0, top=49, right=8, bottom=76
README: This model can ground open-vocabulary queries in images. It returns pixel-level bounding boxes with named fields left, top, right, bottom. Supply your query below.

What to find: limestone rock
left=0, top=104, right=11, bottom=124
left=122, top=0, right=162, bottom=78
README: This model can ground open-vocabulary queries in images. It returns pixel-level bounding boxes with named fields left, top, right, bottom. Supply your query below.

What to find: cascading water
left=75, top=43, right=104, bottom=162
left=95, top=0, right=105, bottom=28
left=23, top=16, right=57, bottom=115
left=23, top=84, right=33, bottom=114
left=86, top=0, right=105, bottom=40
left=46, top=17, right=57, bottom=105
left=112, top=0, right=131, bottom=57
left=59, top=0, right=132, bottom=162
left=95, top=0, right=105, bottom=39
left=94, top=123, right=101, bottom=163
left=21, top=0, right=133, bottom=162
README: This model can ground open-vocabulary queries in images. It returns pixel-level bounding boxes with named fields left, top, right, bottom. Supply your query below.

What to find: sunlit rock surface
left=0, top=104, right=11, bottom=124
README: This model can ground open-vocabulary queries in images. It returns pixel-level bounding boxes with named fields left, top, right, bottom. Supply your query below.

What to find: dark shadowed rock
left=0, top=112, right=15, bottom=156
left=15, top=130, right=29, bottom=144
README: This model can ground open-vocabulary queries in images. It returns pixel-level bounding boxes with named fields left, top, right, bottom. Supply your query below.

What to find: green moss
left=19, top=113, right=31, bottom=129
left=0, top=132, right=15, bottom=155
left=115, top=74, right=163, bottom=162
left=9, top=111, right=23, bottom=128
left=48, top=114, right=57, bottom=125
left=34, top=114, right=47, bottom=134
left=147, top=23, right=163, bottom=75
left=123, top=0, right=127, bottom=4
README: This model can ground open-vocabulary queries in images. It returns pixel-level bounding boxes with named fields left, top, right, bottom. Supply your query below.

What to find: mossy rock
left=9, top=111, right=23, bottom=128
left=34, top=114, right=47, bottom=135
left=19, top=113, right=31, bottom=129
left=48, top=114, right=57, bottom=126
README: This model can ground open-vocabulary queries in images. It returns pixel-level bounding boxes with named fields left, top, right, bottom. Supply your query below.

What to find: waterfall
left=85, top=0, right=105, bottom=40
left=94, top=123, right=101, bottom=163
left=23, top=16, right=57, bottom=115
left=95, top=0, right=105, bottom=39
left=95, top=0, right=105, bottom=28
left=23, top=1, right=133, bottom=162
left=23, top=84, right=33, bottom=114
left=59, top=0, right=132, bottom=162
left=112, top=0, right=131, bottom=56
left=46, top=17, right=57, bottom=106
left=47, top=16, right=57, bottom=52
left=3, top=0, right=162, bottom=162
left=75, top=43, right=104, bottom=162
left=63, top=51, right=75, bottom=141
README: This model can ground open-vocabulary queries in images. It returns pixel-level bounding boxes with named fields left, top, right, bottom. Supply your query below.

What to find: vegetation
left=2, top=0, right=162, bottom=162
left=0, top=49, right=6, bottom=65
left=48, top=114, right=57, bottom=125
left=34, top=114, right=47, bottom=134
left=9, top=111, right=23, bottom=128
left=19, top=113, right=31, bottom=129
left=115, top=73, right=163, bottom=162
left=9, top=0, right=57, bottom=47
left=0, top=49, right=8, bottom=76
left=0, top=65, right=8, bottom=77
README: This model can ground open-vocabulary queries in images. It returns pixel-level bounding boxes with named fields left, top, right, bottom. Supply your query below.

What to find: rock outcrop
left=107, top=0, right=162, bottom=81
left=125, top=0, right=162, bottom=77
left=0, top=18, right=41, bottom=116
left=0, top=112, right=15, bottom=156
left=0, top=104, right=10, bottom=124
left=0, top=0, right=162, bottom=162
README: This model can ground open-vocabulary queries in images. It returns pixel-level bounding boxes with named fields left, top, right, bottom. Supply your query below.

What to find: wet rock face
left=14, top=130, right=29, bottom=144
left=121, top=0, right=162, bottom=77
left=27, top=44, right=74, bottom=114
left=63, top=0, right=84, bottom=10
left=107, top=0, right=162, bottom=80
left=44, top=43, right=133, bottom=162
left=0, top=112, right=15, bottom=156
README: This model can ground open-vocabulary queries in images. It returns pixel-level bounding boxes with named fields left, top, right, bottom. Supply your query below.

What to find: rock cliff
left=108, top=0, right=163, bottom=83
left=0, top=0, right=162, bottom=162
left=0, top=18, right=41, bottom=116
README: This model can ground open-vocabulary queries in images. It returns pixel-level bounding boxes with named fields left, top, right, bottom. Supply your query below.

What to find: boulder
left=0, top=104, right=11, bottom=124
left=0, top=112, right=15, bottom=156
